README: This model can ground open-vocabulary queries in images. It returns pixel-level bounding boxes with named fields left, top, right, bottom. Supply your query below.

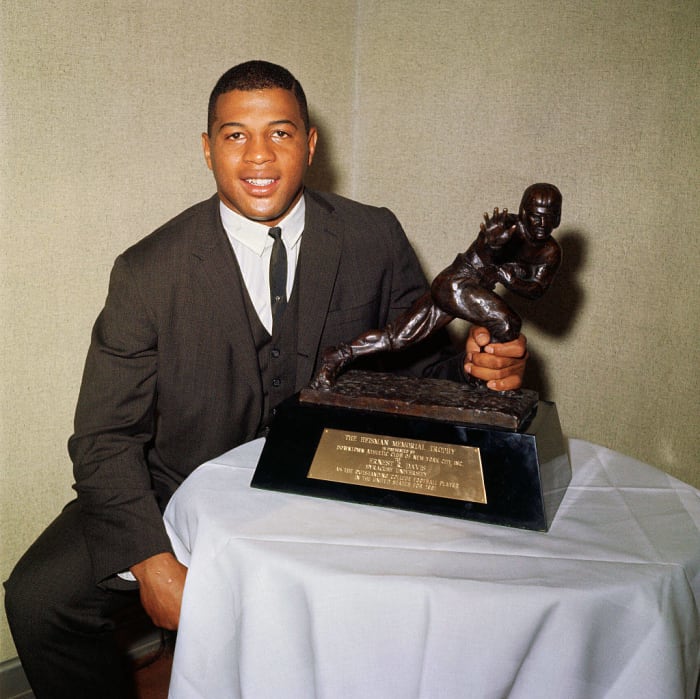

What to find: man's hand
left=464, top=325, right=528, bottom=391
left=130, top=552, right=187, bottom=630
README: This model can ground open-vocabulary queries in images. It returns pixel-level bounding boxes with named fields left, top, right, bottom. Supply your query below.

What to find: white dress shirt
left=219, top=195, right=305, bottom=334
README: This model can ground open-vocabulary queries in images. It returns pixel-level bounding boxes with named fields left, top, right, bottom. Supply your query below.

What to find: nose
left=244, top=135, right=274, bottom=164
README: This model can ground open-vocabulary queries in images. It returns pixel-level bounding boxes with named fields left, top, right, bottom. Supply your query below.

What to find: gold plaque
left=307, top=429, right=487, bottom=503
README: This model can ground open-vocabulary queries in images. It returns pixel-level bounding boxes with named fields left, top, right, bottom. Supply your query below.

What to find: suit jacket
left=69, top=189, right=460, bottom=583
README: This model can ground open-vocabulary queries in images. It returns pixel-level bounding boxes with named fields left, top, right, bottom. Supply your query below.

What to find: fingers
left=465, top=354, right=527, bottom=379
left=482, top=208, right=509, bottom=224
left=466, top=328, right=527, bottom=358
left=486, top=373, right=524, bottom=391
left=464, top=326, right=528, bottom=391
left=468, top=350, right=528, bottom=371
left=466, top=325, right=491, bottom=359
left=464, top=354, right=527, bottom=391
left=483, top=333, right=527, bottom=358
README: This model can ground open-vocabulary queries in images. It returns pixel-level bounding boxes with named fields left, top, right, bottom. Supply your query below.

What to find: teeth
left=246, top=178, right=275, bottom=186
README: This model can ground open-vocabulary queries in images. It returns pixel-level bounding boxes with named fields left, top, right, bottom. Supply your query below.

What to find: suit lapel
left=295, top=190, right=342, bottom=389
left=190, top=197, right=259, bottom=376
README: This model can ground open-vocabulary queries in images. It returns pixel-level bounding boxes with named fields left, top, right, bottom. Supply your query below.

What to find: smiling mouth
left=245, top=178, right=276, bottom=186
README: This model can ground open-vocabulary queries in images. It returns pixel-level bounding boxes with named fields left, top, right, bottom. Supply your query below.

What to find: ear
left=306, top=127, right=318, bottom=167
left=202, top=132, right=213, bottom=171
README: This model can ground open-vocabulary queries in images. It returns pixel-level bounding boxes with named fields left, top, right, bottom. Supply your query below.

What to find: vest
left=240, top=277, right=300, bottom=437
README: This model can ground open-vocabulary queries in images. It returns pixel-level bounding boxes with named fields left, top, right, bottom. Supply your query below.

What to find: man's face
left=523, top=203, right=559, bottom=242
left=202, top=88, right=317, bottom=226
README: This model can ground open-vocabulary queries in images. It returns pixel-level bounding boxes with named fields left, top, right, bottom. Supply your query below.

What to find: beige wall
left=351, top=2, right=700, bottom=475
left=1, top=0, right=697, bottom=663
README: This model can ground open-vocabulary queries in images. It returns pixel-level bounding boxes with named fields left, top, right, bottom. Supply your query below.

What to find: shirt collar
left=218, top=193, right=306, bottom=256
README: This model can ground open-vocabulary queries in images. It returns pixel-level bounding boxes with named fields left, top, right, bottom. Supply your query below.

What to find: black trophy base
left=251, top=395, right=571, bottom=532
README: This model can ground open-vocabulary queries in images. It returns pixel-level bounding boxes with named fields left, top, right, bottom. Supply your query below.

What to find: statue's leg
left=310, top=330, right=392, bottom=389
left=433, top=283, right=521, bottom=343
left=310, top=293, right=450, bottom=389
left=478, top=297, right=521, bottom=343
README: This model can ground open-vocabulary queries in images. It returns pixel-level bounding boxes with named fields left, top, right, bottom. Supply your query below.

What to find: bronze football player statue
left=311, top=183, right=562, bottom=390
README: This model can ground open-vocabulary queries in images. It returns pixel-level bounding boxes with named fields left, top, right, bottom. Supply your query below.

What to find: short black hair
left=207, top=60, right=310, bottom=135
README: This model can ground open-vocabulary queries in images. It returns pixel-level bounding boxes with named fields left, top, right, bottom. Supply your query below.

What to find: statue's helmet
left=519, top=183, right=562, bottom=229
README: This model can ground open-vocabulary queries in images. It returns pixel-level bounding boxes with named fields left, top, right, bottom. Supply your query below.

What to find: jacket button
left=271, top=348, right=280, bottom=358
left=272, top=378, right=281, bottom=388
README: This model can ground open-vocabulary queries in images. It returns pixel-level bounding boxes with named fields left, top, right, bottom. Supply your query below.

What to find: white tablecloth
left=164, top=438, right=700, bottom=699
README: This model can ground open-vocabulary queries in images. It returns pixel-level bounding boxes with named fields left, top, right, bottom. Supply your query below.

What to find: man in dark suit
left=4, top=60, right=527, bottom=697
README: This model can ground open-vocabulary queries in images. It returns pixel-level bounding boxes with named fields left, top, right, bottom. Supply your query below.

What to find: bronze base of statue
left=252, top=387, right=571, bottom=532
left=300, top=370, right=538, bottom=431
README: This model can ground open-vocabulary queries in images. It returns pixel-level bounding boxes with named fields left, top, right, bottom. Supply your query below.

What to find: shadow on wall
left=505, top=228, right=587, bottom=396
left=305, top=112, right=339, bottom=193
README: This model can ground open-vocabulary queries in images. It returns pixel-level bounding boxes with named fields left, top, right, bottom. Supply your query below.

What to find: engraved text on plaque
left=308, top=428, right=487, bottom=503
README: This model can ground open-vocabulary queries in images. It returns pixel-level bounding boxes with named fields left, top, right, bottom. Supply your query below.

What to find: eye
left=225, top=131, right=245, bottom=141
left=272, top=129, right=291, bottom=139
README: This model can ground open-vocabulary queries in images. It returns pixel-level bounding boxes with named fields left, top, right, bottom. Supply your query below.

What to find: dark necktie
left=268, top=226, right=287, bottom=329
